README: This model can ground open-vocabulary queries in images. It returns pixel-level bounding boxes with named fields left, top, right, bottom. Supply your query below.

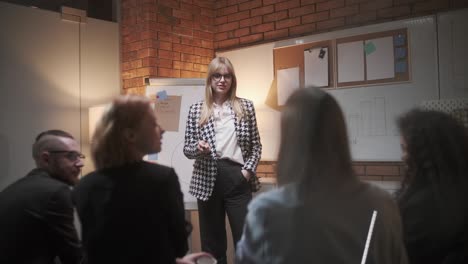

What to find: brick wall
left=257, top=160, right=405, bottom=182
left=214, top=0, right=468, bottom=50
left=120, top=0, right=216, bottom=94
left=121, top=0, right=468, bottom=93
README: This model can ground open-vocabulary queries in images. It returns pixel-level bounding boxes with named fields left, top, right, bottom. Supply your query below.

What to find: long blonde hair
left=91, top=95, right=151, bottom=169
left=199, top=57, right=245, bottom=125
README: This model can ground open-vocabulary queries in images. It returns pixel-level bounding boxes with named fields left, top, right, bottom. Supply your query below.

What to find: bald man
left=0, top=130, right=84, bottom=264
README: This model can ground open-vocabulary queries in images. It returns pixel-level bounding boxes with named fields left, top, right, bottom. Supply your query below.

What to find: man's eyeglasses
left=48, top=151, right=85, bottom=162
left=212, top=73, right=232, bottom=82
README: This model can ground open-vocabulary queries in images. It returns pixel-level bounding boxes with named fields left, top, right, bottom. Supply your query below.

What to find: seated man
left=0, top=130, right=84, bottom=264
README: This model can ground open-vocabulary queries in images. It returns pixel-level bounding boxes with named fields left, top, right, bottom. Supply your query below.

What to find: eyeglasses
left=212, top=73, right=232, bottom=82
left=48, top=150, right=85, bottom=162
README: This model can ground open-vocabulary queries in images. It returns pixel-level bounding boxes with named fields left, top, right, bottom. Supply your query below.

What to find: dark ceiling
left=2, top=0, right=117, bottom=21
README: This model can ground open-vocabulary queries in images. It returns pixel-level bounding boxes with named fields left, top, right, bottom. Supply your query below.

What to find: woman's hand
left=241, top=169, right=252, bottom=181
left=197, top=140, right=211, bottom=155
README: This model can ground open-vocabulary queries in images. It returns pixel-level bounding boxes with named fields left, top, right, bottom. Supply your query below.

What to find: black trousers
left=197, top=159, right=252, bottom=264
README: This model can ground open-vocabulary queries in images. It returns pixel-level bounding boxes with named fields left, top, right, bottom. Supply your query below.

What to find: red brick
left=257, top=164, right=276, bottom=173
left=289, top=4, right=316, bottom=17
left=159, top=0, right=180, bottom=9
left=158, top=50, right=181, bottom=60
left=193, top=30, right=214, bottom=40
left=302, top=11, right=329, bottom=23
left=289, top=23, right=317, bottom=35
left=275, top=0, right=300, bottom=11
left=142, top=57, right=158, bottom=67
left=218, top=21, right=239, bottom=32
left=158, top=58, right=173, bottom=68
left=194, top=47, right=213, bottom=57
left=301, top=0, right=327, bottom=5
left=122, top=51, right=138, bottom=62
left=159, top=41, right=172, bottom=51
left=158, top=67, right=181, bottom=77
left=263, top=10, right=288, bottom=22
left=251, top=22, right=275, bottom=34
left=239, top=0, right=263, bottom=11
left=317, top=0, right=345, bottom=11
left=152, top=22, right=172, bottom=33
left=240, top=33, right=263, bottom=45
left=217, top=38, right=240, bottom=49
left=181, top=3, right=201, bottom=14
left=157, top=32, right=173, bottom=42
left=453, top=0, right=468, bottom=8
left=216, top=15, right=228, bottom=25
left=218, top=5, right=238, bottom=16
left=251, top=5, right=274, bottom=16
left=179, top=19, right=195, bottom=28
left=136, top=67, right=156, bottom=77
left=235, top=27, right=250, bottom=37
left=201, top=39, right=214, bottom=49
left=275, top=17, right=301, bottom=29
left=181, top=37, right=202, bottom=47
left=240, top=16, right=262, bottom=28
left=173, top=43, right=194, bottom=53
left=181, top=53, right=202, bottom=63
left=264, top=28, right=289, bottom=40
left=137, top=48, right=157, bottom=58
left=360, top=0, right=393, bottom=12
left=366, top=165, right=400, bottom=176
left=174, top=61, right=194, bottom=70
left=122, top=69, right=137, bottom=79
left=358, top=175, right=383, bottom=181
left=215, top=31, right=229, bottom=41
left=345, top=0, right=370, bottom=4
left=173, top=26, right=193, bottom=37
left=200, top=7, right=215, bottom=17
left=377, top=5, right=411, bottom=18
left=140, top=30, right=157, bottom=40
left=346, top=10, right=376, bottom=25
left=181, top=70, right=204, bottom=78
left=413, top=0, right=450, bottom=13
left=123, top=32, right=140, bottom=43
left=353, top=165, right=365, bottom=175
left=193, top=63, right=208, bottom=72
left=316, top=17, right=345, bottom=30
left=227, top=10, right=250, bottom=22
left=330, top=5, right=359, bottom=18
left=140, top=39, right=159, bottom=49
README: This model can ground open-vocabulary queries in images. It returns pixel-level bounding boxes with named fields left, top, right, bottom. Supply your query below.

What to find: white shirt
left=213, top=101, right=244, bottom=165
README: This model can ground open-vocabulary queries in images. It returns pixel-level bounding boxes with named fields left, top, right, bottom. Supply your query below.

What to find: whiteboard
left=146, top=78, right=205, bottom=203
left=219, top=15, right=440, bottom=161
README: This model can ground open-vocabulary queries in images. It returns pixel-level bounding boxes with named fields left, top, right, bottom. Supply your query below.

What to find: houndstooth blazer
left=183, top=98, right=262, bottom=201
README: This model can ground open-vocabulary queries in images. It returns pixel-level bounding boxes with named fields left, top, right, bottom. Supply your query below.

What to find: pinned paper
left=394, top=34, right=405, bottom=46
left=154, top=95, right=182, bottom=132
left=364, top=42, right=376, bottom=55
left=395, top=61, right=407, bottom=73
left=395, top=47, right=406, bottom=59
left=156, top=90, right=168, bottom=100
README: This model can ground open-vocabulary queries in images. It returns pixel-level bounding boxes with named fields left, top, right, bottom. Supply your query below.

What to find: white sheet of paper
left=338, top=41, right=365, bottom=83
left=277, top=67, right=300, bottom=106
left=366, top=37, right=395, bottom=80
left=304, top=47, right=329, bottom=87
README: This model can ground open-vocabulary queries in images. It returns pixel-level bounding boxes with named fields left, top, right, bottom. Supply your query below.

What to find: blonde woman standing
left=183, top=57, right=262, bottom=264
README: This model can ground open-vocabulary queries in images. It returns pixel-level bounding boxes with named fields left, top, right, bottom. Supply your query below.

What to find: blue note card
left=364, top=42, right=376, bottom=55
left=394, top=34, right=405, bottom=46
left=395, top=61, right=407, bottom=73
left=395, top=47, right=406, bottom=59
left=156, top=90, right=168, bottom=100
